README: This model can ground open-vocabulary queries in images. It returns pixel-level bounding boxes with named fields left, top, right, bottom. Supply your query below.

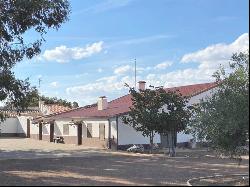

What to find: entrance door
left=99, top=123, right=105, bottom=140
left=39, top=123, right=42, bottom=140
left=77, top=124, right=82, bottom=145
left=27, top=119, right=30, bottom=138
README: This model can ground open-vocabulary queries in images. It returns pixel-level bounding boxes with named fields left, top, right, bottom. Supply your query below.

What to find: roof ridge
left=108, top=93, right=131, bottom=104
left=35, top=82, right=218, bottom=121
left=165, top=82, right=215, bottom=90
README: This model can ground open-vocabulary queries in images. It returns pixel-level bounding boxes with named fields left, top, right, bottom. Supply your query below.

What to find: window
left=63, top=124, right=69, bottom=135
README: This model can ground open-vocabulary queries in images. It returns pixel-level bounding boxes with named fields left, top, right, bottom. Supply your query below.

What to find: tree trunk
left=149, top=131, right=154, bottom=154
left=167, top=131, right=176, bottom=157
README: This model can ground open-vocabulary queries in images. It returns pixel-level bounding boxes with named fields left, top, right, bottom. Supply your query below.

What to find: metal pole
left=134, top=58, right=136, bottom=90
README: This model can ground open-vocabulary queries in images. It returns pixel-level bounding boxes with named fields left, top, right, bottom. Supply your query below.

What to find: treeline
left=4, top=89, right=79, bottom=109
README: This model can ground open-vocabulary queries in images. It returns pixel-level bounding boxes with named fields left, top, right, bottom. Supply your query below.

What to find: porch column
left=39, top=122, right=42, bottom=140
left=108, top=119, right=111, bottom=149
left=116, top=116, right=119, bottom=150
left=77, top=123, right=82, bottom=145
left=26, top=119, right=30, bottom=138
left=49, top=121, right=55, bottom=142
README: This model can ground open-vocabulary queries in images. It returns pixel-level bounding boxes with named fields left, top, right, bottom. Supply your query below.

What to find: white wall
left=177, top=87, right=218, bottom=142
left=30, top=123, right=39, bottom=134
left=42, top=123, right=50, bottom=135
left=54, top=120, right=76, bottom=136
left=17, top=116, right=32, bottom=134
left=82, top=119, right=109, bottom=139
left=110, top=118, right=118, bottom=141
left=0, top=116, right=32, bottom=135
left=117, top=87, right=217, bottom=145
left=32, top=119, right=110, bottom=138
left=117, top=117, right=161, bottom=145
left=0, top=118, right=18, bottom=133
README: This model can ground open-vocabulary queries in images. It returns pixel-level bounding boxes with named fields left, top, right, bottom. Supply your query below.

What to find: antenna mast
left=38, top=78, right=42, bottom=104
left=38, top=78, right=42, bottom=89
left=134, top=58, right=137, bottom=90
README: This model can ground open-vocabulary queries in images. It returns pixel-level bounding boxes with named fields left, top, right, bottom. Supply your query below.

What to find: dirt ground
left=0, top=138, right=249, bottom=186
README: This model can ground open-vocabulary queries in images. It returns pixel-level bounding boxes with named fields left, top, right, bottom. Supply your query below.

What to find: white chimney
left=98, top=96, right=108, bottom=110
left=138, top=81, right=146, bottom=91
left=39, top=100, right=45, bottom=111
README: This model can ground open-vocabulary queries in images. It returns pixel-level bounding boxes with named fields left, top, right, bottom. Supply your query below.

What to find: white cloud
left=49, top=81, right=58, bottom=88
left=97, top=75, right=118, bottom=83
left=154, top=61, right=173, bottom=70
left=114, top=65, right=133, bottom=75
left=65, top=33, right=248, bottom=105
left=147, top=33, right=249, bottom=88
left=181, top=33, right=249, bottom=70
left=43, top=41, right=104, bottom=63
left=65, top=74, right=138, bottom=105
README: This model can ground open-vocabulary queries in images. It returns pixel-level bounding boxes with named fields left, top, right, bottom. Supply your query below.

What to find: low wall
left=0, top=133, right=26, bottom=137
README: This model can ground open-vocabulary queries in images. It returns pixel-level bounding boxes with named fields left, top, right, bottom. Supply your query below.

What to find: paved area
left=0, top=137, right=109, bottom=160
left=0, top=138, right=249, bottom=186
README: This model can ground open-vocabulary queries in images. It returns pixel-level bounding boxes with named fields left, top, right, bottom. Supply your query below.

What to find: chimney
left=38, top=100, right=45, bottom=110
left=138, top=81, right=146, bottom=91
left=98, top=96, right=108, bottom=110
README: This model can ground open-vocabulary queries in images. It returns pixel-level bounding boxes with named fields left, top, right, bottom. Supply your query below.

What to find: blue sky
left=13, top=0, right=249, bottom=106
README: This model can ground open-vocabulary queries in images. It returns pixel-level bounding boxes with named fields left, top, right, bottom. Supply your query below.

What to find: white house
left=31, top=81, right=218, bottom=149
left=0, top=103, right=71, bottom=138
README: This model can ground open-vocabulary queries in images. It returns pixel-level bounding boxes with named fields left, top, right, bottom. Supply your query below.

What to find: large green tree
left=187, top=51, right=249, bottom=162
left=122, top=85, right=191, bottom=155
left=156, top=90, right=191, bottom=156
left=0, top=0, right=70, bottom=118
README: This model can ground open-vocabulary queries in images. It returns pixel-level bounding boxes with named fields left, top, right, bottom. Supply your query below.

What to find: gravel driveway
left=0, top=138, right=249, bottom=186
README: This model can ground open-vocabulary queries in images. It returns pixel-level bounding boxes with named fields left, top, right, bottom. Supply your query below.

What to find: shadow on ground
left=0, top=150, right=249, bottom=186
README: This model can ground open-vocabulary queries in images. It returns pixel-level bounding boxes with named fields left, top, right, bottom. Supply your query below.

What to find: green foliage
left=72, top=101, right=79, bottom=108
left=4, top=79, right=38, bottom=110
left=156, top=90, right=191, bottom=134
left=0, top=0, right=70, bottom=115
left=4, top=88, right=79, bottom=109
left=122, top=85, right=191, bottom=153
left=40, top=95, right=76, bottom=108
left=188, top=51, right=249, bottom=159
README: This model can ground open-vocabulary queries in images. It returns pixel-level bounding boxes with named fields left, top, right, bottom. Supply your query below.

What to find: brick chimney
left=98, top=96, right=108, bottom=110
left=138, top=81, right=146, bottom=91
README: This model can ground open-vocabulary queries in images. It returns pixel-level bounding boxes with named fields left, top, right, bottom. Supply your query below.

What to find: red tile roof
left=46, top=104, right=71, bottom=114
left=41, top=82, right=217, bottom=121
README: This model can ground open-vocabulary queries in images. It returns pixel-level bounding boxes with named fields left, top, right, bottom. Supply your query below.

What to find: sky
left=13, top=0, right=249, bottom=106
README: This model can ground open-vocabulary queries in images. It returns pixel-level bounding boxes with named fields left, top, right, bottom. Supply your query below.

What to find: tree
left=156, top=90, right=191, bottom=156
left=40, top=95, right=76, bottom=108
left=122, top=85, right=191, bottom=155
left=0, top=0, right=70, bottom=117
left=4, top=79, right=39, bottom=109
left=72, top=101, right=79, bottom=108
left=187, top=51, right=249, bottom=163
left=4, top=88, right=79, bottom=109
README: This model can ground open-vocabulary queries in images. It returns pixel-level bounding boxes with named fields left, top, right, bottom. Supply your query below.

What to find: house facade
left=31, top=82, right=218, bottom=149
left=0, top=103, right=71, bottom=138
